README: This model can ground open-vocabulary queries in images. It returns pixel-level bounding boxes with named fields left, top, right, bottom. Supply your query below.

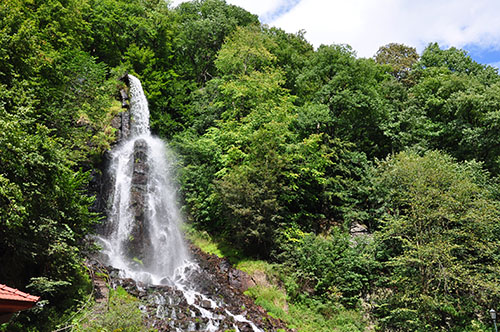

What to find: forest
left=1, top=0, right=500, bottom=331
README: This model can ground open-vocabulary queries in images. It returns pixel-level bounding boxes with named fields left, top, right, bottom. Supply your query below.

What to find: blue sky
left=171, top=0, right=500, bottom=68
left=466, top=46, right=500, bottom=69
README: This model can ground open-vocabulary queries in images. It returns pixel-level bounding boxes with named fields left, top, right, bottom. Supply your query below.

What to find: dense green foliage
left=73, top=286, right=154, bottom=332
left=0, top=0, right=120, bottom=329
left=373, top=151, right=500, bottom=330
left=279, top=229, right=378, bottom=308
left=2, top=0, right=500, bottom=331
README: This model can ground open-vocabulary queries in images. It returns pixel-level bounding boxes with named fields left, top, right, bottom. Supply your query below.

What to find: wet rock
left=120, top=88, right=129, bottom=108
left=131, top=140, right=148, bottom=185
left=90, top=244, right=292, bottom=332
left=187, top=243, right=291, bottom=332
left=218, top=260, right=230, bottom=274
left=121, top=109, right=130, bottom=140
left=200, top=299, right=212, bottom=309
left=125, top=139, right=152, bottom=265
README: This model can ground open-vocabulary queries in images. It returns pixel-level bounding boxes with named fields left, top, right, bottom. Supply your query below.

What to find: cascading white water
left=127, top=75, right=151, bottom=136
left=98, top=75, right=264, bottom=332
left=98, top=74, right=189, bottom=285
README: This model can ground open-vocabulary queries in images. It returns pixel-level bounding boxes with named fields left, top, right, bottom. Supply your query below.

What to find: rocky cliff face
left=92, top=85, right=131, bottom=234
left=125, top=138, right=152, bottom=265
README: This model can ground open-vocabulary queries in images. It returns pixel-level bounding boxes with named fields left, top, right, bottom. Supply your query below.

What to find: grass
left=182, top=223, right=244, bottom=263
left=70, top=286, right=156, bottom=332
left=245, top=285, right=366, bottom=332
left=235, top=259, right=276, bottom=276
left=244, top=285, right=288, bottom=319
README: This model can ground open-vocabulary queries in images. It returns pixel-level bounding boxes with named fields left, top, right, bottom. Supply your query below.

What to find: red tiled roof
left=0, top=284, right=39, bottom=323
left=0, top=284, right=39, bottom=303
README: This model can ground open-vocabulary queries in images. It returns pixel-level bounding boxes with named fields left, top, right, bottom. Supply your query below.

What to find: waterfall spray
left=98, top=74, right=188, bottom=285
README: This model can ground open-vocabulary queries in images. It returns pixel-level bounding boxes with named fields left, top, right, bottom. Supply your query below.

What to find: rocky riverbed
left=90, top=243, right=291, bottom=332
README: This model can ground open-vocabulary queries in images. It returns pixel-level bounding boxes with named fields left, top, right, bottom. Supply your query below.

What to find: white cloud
left=219, top=0, right=290, bottom=19
left=170, top=0, right=500, bottom=59
left=270, top=0, right=500, bottom=57
left=170, top=0, right=298, bottom=22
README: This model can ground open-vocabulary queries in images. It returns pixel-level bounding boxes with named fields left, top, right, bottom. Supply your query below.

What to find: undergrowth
left=183, top=223, right=243, bottom=263
left=245, top=285, right=367, bottom=332
left=184, top=225, right=369, bottom=331
left=71, top=286, right=155, bottom=332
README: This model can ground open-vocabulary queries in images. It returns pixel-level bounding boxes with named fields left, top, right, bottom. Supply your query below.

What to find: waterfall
left=97, top=75, right=266, bottom=332
left=98, top=74, right=188, bottom=285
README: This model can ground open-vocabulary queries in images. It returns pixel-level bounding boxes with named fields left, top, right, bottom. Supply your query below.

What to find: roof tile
left=0, top=284, right=40, bottom=302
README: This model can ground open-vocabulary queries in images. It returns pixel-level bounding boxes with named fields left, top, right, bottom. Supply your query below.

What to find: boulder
left=228, top=269, right=256, bottom=292
left=350, top=221, right=368, bottom=235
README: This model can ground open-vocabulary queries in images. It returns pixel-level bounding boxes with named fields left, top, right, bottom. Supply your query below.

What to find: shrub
left=279, top=228, right=379, bottom=308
